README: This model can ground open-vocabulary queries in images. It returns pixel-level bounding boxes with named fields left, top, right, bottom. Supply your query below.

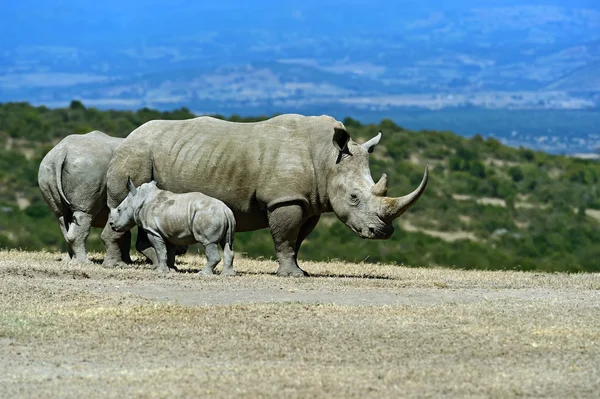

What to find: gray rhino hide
left=102, top=114, right=428, bottom=276
left=109, top=181, right=236, bottom=275
left=38, top=131, right=126, bottom=263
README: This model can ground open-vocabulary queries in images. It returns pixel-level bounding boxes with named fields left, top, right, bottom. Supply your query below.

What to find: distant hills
left=546, top=60, right=600, bottom=91
left=1, top=1, right=599, bottom=153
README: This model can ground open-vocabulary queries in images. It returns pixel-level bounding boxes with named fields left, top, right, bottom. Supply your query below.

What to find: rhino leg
left=166, top=243, right=178, bottom=272
left=136, top=230, right=186, bottom=266
left=57, top=215, right=74, bottom=262
left=200, top=243, right=221, bottom=275
left=119, top=231, right=133, bottom=264
left=295, top=215, right=320, bottom=254
left=65, top=211, right=93, bottom=263
left=136, top=228, right=159, bottom=265
left=101, top=224, right=132, bottom=267
left=145, top=231, right=170, bottom=273
left=268, top=204, right=308, bottom=277
left=220, top=240, right=235, bottom=276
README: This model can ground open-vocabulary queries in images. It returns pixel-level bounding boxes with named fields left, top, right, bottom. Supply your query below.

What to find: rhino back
left=108, top=115, right=340, bottom=230
left=40, top=131, right=123, bottom=215
left=140, top=190, right=230, bottom=245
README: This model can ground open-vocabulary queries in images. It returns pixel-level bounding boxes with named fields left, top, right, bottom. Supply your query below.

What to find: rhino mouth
left=349, top=224, right=394, bottom=239
left=109, top=220, right=126, bottom=233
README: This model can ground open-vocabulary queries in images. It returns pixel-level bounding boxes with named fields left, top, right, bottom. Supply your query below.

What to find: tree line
left=1, top=101, right=599, bottom=272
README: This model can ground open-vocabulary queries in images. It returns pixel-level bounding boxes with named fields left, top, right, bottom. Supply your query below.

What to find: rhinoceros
left=101, top=114, right=428, bottom=276
left=108, top=179, right=236, bottom=275
left=38, top=131, right=126, bottom=263
left=38, top=130, right=184, bottom=263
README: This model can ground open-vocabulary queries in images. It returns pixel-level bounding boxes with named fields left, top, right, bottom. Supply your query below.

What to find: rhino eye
left=349, top=193, right=360, bottom=205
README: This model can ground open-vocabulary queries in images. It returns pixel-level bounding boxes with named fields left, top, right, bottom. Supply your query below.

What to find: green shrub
left=508, top=166, right=524, bottom=182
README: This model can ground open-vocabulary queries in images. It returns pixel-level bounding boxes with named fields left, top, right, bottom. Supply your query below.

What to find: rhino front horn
left=381, top=165, right=429, bottom=220
left=371, top=173, right=388, bottom=196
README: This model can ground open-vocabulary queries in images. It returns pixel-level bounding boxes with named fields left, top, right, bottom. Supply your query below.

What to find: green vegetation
left=1, top=101, right=599, bottom=272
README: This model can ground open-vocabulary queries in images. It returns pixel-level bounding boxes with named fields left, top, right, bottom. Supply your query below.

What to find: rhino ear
left=332, top=127, right=350, bottom=152
left=126, top=177, right=138, bottom=194
left=362, top=132, right=382, bottom=153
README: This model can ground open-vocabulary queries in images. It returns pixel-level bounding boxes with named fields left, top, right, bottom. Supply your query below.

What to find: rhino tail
left=55, top=147, right=72, bottom=207
left=225, top=209, right=236, bottom=250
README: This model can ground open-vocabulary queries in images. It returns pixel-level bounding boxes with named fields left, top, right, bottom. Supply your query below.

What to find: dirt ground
left=1, top=250, right=599, bottom=398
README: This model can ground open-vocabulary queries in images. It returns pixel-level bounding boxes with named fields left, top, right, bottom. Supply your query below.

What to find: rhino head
left=327, top=129, right=428, bottom=239
left=108, top=178, right=156, bottom=232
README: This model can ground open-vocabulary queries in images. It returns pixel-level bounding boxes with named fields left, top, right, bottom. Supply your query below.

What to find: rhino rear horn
left=371, top=173, right=388, bottom=196
left=381, top=165, right=429, bottom=220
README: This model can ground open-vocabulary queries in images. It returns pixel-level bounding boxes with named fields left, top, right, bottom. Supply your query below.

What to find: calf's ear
left=126, top=177, right=138, bottom=194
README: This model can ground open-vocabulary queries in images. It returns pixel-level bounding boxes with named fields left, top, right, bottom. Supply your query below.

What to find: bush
left=508, top=166, right=524, bottom=182
left=518, top=147, right=536, bottom=162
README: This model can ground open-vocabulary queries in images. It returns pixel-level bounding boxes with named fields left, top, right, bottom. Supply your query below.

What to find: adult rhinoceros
left=101, top=114, right=428, bottom=276
left=38, top=131, right=125, bottom=263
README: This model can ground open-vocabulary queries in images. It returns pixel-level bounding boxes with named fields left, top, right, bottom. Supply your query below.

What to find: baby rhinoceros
left=108, top=179, right=236, bottom=275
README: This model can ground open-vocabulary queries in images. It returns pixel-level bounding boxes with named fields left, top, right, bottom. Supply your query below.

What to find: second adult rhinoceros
left=102, top=114, right=428, bottom=276
left=38, top=131, right=125, bottom=263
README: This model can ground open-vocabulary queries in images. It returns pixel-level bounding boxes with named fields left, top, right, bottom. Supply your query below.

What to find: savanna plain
left=1, top=250, right=599, bottom=398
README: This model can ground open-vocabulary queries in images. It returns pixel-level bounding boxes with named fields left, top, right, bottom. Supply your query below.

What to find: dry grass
left=1, top=250, right=599, bottom=398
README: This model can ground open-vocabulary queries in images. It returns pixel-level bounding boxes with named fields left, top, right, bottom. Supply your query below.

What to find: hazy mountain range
left=1, top=0, right=600, bottom=153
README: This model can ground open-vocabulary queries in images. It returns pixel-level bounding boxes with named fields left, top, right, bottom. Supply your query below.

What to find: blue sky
left=4, top=0, right=597, bottom=48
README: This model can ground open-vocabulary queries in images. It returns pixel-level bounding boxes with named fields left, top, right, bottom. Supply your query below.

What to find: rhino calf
left=108, top=179, right=236, bottom=275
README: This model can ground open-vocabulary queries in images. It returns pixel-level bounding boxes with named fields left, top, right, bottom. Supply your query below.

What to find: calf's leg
left=221, top=241, right=235, bottom=276
left=200, top=243, right=221, bottom=276
left=137, top=229, right=186, bottom=266
left=145, top=231, right=170, bottom=273
left=136, top=228, right=159, bottom=265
